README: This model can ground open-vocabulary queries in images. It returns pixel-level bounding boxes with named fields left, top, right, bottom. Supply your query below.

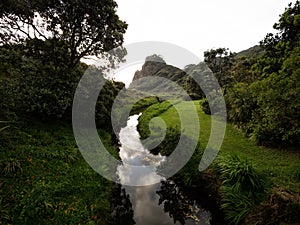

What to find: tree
left=0, top=0, right=128, bottom=121
left=204, top=48, right=236, bottom=87
left=249, top=45, right=300, bottom=146
left=0, top=0, right=127, bottom=67
left=253, top=1, right=300, bottom=78
left=224, top=1, right=300, bottom=146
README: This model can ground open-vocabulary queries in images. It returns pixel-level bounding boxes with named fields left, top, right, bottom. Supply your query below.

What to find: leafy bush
left=130, top=96, right=160, bottom=115
left=225, top=83, right=255, bottom=133
left=225, top=58, right=300, bottom=146
left=223, top=1, right=300, bottom=147
left=200, top=95, right=226, bottom=116
left=216, top=154, right=266, bottom=224
left=200, top=98, right=211, bottom=114
left=0, top=43, right=84, bottom=120
left=149, top=126, right=180, bottom=156
left=249, top=61, right=300, bottom=146
left=0, top=48, right=125, bottom=132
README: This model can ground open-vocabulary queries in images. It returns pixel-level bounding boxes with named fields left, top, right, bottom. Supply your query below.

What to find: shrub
left=200, top=95, right=226, bottom=116
left=224, top=83, right=256, bottom=132
left=0, top=42, right=125, bottom=127
left=216, top=155, right=265, bottom=194
left=220, top=185, right=254, bottom=225
left=138, top=101, right=173, bottom=139
left=200, top=98, right=211, bottom=114
left=216, top=154, right=266, bottom=224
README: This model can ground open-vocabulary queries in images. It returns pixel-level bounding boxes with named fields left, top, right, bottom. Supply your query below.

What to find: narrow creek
left=116, top=114, right=212, bottom=225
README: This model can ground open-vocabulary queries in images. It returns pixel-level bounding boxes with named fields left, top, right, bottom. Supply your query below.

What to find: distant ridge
left=235, top=45, right=264, bottom=59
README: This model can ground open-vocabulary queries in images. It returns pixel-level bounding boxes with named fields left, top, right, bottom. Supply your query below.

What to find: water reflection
left=117, top=115, right=179, bottom=225
left=110, top=184, right=136, bottom=225
left=115, top=115, right=211, bottom=225
left=158, top=180, right=211, bottom=225
left=117, top=114, right=165, bottom=186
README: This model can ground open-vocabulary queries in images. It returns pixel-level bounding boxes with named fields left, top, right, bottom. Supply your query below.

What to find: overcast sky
left=113, top=0, right=296, bottom=86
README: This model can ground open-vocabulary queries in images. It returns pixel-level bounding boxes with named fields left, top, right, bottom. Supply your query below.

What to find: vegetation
left=138, top=100, right=300, bottom=224
left=215, top=155, right=266, bottom=224
left=129, top=96, right=161, bottom=115
left=1, top=0, right=299, bottom=224
left=203, top=48, right=236, bottom=88
left=138, top=100, right=174, bottom=139
left=0, top=121, right=124, bottom=224
left=201, top=1, right=300, bottom=147
left=0, top=0, right=127, bottom=66
left=0, top=0, right=129, bottom=224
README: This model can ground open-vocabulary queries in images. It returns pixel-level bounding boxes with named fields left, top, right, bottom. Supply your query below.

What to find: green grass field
left=140, top=100, right=300, bottom=193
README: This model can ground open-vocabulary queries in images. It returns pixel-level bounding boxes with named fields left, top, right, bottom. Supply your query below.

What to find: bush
left=137, top=101, right=173, bottom=139
left=0, top=43, right=125, bottom=128
left=216, top=154, right=266, bottom=224
left=200, top=98, right=211, bottom=114
left=225, top=83, right=256, bottom=133
left=200, top=95, right=226, bottom=116
left=249, top=66, right=300, bottom=146
left=0, top=43, right=85, bottom=120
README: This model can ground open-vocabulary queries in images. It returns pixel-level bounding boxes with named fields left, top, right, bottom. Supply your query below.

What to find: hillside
left=130, top=45, right=264, bottom=100
left=234, top=45, right=264, bottom=59
left=130, top=55, right=206, bottom=100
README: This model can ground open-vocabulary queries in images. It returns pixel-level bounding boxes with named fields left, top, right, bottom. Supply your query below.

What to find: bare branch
left=17, top=15, right=48, bottom=40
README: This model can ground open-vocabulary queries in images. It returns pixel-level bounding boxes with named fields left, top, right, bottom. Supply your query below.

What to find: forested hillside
left=200, top=1, right=300, bottom=147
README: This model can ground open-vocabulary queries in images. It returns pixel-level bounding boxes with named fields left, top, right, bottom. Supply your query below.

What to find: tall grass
left=216, top=154, right=266, bottom=193
left=215, top=154, right=266, bottom=224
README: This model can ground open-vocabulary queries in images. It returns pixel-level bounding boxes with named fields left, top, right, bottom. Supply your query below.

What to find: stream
left=116, top=114, right=212, bottom=225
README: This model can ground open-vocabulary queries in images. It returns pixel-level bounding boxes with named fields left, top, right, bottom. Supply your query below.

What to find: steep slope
left=130, top=55, right=207, bottom=100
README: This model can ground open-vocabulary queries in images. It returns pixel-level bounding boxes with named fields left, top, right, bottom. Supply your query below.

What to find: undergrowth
left=0, top=121, right=120, bottom=224
left=215, top=154, right=267, bottom=224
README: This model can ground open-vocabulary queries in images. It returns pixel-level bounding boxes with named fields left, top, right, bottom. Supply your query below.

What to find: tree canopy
left=0, top=0, right=127, bottom=123
left=204, top=48, right=236, bottom=87
left=0, top=0, right=127, bottom=66
left=223, top=1, right=300, bottom=146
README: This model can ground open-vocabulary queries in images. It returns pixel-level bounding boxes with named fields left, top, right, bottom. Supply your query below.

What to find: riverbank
left=0, top=120, right=124, bottom=224
left=137, top=100, right=300, bottom=224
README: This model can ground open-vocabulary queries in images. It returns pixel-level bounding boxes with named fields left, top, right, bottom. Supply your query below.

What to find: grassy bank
left=140, top=100, right=300, bottom=192
left=138, top=100, right=300, bottom=224
left=0, top=120, right=120, bottom=224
